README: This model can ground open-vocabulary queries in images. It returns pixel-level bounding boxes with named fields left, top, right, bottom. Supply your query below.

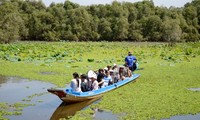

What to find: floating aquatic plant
left=0, top=42, right=200, bottom=120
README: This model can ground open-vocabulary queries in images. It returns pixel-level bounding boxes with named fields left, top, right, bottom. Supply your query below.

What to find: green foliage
left=87, top=59, right=94, bottom=62
left=0, top=13, right=24, bottom=43
left=0, top=102, right=34, bottom=119
left=0, top=0, right=200, bottom=43
left=161, top=19, right=182, bottom=45
left=0, top=42, right=200, bottom=119
left=141, top=15, right=162, bottom=41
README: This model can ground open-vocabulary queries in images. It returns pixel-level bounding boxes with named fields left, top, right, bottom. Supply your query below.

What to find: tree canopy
left=0, top=0, right=199, bottom=43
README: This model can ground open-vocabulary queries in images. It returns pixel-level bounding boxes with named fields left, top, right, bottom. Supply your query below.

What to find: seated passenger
left=102, top=70, right=113, bottom=87
left=70, top=72, right=82, bottom=92
left=90, top=76, right=98, bottom=90
left=124, top=65, right=132, bottom=77
left=125, top=51, right=137, bottom=72
left=97, top=69, right=105, bottom=88
left=118, top=66, right=126, bottom=81
left=104, top=65, right=112, bottom=71
left=107, top=65, right=112, bottom=71
left=110, top=70, right=119, bottom=83
left=80, top=74, right=89, bottom=92
left=88, top=70, right=98, bottom=90
left=112, top=63, right=119, bottom=72
left=118, top=65, right=132, bottom=81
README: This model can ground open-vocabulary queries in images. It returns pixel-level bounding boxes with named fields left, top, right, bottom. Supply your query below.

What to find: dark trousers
left=129, top=63, right=137, bottom=72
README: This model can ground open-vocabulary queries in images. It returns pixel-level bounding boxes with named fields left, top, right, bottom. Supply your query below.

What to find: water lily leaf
left=88, top=59, right=94, bottom=62
left=71, top=66, right=79, bottom=68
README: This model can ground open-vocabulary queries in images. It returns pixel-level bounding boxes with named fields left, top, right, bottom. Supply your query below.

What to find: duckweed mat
left=0, top=42, right=200, bottom=119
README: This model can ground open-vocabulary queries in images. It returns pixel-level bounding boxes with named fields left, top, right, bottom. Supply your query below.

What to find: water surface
left=0, top=76, right=61, bottom=120
left=94, top=109, right=122, bottom=120
left=188, top=88, right=200, bottom=91
left=51, top=97, right=101, bottom=120
left=162, top=113, right=200, bottom=120
left=0, top=76, right=102, bottom=120
left=2, top=76, right=198, bottom=120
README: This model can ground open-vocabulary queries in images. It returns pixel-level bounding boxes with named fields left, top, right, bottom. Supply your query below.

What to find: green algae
left=0, top=42, right=200, bottom=119
left=0, top=102, right=34, bottom=119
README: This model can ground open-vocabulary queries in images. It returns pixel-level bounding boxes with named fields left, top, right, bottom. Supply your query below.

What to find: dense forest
left=0, top=0, right=200, bottom=43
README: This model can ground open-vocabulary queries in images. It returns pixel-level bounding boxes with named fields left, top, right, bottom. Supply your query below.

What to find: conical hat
left=87, top=70, right=97, bottom=79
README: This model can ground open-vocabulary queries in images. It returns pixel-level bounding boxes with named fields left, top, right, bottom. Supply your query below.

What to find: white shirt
left=70, top=78, right=82, bottom=92
left=91, top=80, right=99, bottom=90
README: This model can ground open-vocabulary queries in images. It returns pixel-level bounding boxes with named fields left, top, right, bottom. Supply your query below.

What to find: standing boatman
left=125, top=51, right=137, bottom=72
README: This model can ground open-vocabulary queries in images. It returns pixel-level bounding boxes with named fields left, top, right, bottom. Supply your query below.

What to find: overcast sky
left=42, top=0, right=193, bottom=8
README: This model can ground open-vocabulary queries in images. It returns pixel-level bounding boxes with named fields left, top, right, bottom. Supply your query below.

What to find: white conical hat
left=87, top=70, right=97, bottom=79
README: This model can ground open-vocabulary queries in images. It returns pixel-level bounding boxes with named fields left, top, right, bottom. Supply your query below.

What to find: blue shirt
left=125, top=55, right=137, bottom=67
left=103, top=76, right=112, bottom=84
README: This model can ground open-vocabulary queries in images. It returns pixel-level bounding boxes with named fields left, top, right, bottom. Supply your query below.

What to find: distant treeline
left=0, top=0, right=200, bottom=43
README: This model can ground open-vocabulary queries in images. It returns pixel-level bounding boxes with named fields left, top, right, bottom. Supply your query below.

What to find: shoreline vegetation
left=0, top=42, right=200, bottom=119
left=0, top=0, right=200, bottom=43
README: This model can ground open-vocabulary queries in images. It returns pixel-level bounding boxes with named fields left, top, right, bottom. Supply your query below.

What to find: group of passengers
left=70, top=52, right=137, bottom=93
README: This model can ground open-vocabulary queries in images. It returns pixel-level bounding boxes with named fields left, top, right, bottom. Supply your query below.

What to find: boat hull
left=48, top=74, right=140, bottom=103
left=47, top=89, right=103, bottom=103
left=61, top=94, right=103, bottom=103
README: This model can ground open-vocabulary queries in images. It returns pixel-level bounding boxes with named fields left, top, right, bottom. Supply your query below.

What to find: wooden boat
left=47, top=74, right=140, bottom=103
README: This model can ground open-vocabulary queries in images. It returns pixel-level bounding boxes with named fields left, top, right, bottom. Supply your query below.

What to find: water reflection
left=0, top=75, right=8, bottom=85
left=50, top=97, right=102, bottom=120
